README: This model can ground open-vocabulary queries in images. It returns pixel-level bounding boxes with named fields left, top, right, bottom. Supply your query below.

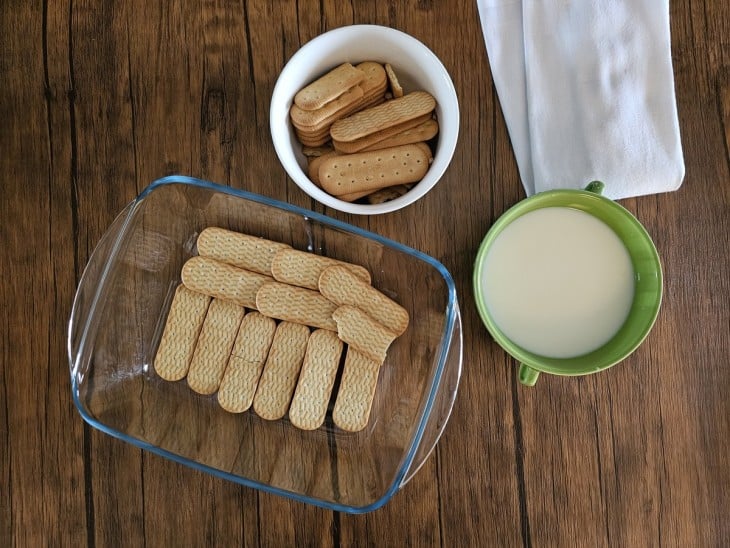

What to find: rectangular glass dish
left=68, top=176, right=462, bottom=512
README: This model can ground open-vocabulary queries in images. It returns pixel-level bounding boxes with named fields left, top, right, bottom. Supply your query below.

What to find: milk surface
left=481, top=207, right=634, bottom=358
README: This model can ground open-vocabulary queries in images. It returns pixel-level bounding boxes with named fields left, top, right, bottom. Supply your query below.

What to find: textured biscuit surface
left=154, top=284, right=211, bottom=381
left=217, top=312, right=277, bottom=413
left=361, top=119, right=439, bottom=152
left=294, top=63, right=365, bottom=111
left=355, top=62, right=387, bottom=95
left=181, top=256, right=273, bottom=309
left=288, top=329, right=344, bottom=430
left=332, top=113, right=432, bottom=154
left=290, top=85, right=364, bottom=129
left=332, top=348, right=382, bottom=432
left=197, top=227, right=290, bottom=276
left=331, top=305, right=397, bottom=364
left=319, top=265, right=409, bottom=335
left=294, top=92, right=386, bottom=145
left=256, top=281, right=338, bottom=331
left=330, top=91, right=435, bottom=142
left=319, top=143, right=432, bottom=196
left=187, top=298, right=245, bottom=395
left=252, top=321, right=310, bottom=420
left=271, top=248, right=370, bottom=290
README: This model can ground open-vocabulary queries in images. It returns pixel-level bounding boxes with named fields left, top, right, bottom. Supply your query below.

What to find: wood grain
left=1, top=0, right=728, bottom=546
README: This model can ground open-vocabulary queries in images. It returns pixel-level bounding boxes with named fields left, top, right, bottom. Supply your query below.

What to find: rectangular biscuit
left=294, top=63, right=365, bottom=111
left=181, top=256, right=273, bottom=309
left=290, top=85, right=365, bottom=130
left=196, top=227, right=290, bottom=276
left=256, top=281, right=338, bottom=331
left=319, top=265, right=409, bottom=335
left=270, top=248, right=370, bottom=290
left=360, top=119, right=439, bottom=152
left=332, top=348, right=382, bottom=432
left=319, top=143, right=432, bottom=196
left=153, top=284, right=211, bottom=381
left=330, top=91, right=436, bottom=142
left=332, top=113, right=432, bottom=154
left=294, top=92, right=386, bottom=145
left=331, top=305, right=397, bottom=364
left=288, top=329, right=344, bottom=430
left=252, top=321, right=311, bottom=420
left=187, top=298, right=245, bottom=395
left=217, top=312, right=277, bottom=413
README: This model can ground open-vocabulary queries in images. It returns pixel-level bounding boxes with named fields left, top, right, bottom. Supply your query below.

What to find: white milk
left=480, top=207, right=634, bottom=358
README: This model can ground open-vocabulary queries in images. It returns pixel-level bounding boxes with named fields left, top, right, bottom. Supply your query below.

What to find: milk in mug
left=480, top=207, right=634, bottom=359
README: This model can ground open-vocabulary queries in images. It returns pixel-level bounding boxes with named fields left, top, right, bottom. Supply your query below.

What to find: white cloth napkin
left=477, top=0, right=685, bottom=200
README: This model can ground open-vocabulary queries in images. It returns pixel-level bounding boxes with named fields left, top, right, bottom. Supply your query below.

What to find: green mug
left=473, top=182, right=663, bottom=386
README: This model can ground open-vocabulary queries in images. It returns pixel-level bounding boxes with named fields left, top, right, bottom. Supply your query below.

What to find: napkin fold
left=477, top=0, right=685, bottom=199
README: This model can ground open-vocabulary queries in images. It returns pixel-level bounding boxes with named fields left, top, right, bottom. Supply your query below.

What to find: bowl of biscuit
left=68, top=176, right=462, bottom=512
left=270, top=25, right=459, bottom=214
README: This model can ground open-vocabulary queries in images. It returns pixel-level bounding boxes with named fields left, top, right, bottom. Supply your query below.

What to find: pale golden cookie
left=153, top=284, right=211, bottom=381
left=217, top=312, right=277, bottom=413
left=319, top=265, right=409, bottom=335
left=291, top=85, right=365, bottom=130
left=330, top=91, right=435, bottom=142
left=319, top=143, right=432, bottom=196
left=332, top=348, right=381, bottom=432
left=294, top=63, right=365, bottom=111
left=256, top=281, right=338, bottom=331
left=187, top=298, right=245, bottom=395
left=356, top=61, right=388, bottom=96
left=271, top=248, right=370, bottom=290
left=332, top=113, right=431, bottom=154
left=288, top=329, right=344, bottom=430
left=181, top=256, right=273, bottom=309
left=360, top=119, right=439, bottom=152
left=331, top=305, right=397, bottom=364
left=197, top=227, right=290, bottom=276
left=252, top=321, right=310, bottom=420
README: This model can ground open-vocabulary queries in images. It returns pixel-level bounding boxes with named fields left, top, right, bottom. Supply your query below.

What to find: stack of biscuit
left=153, top=227, right=409, bottom=433
left=290, top=61, right=440, bottom=204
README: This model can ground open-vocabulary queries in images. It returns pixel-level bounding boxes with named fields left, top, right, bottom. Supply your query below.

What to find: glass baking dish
left=68, top=176, right=462, bottom=513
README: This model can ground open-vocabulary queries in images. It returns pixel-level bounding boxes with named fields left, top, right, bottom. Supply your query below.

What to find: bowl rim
left=269, top=24, right=460, bottom=215
left=68, top=174, right=460, bottom=513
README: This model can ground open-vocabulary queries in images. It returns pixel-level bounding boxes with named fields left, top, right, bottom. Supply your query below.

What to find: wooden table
left=2, top=2, right=728, bottom=546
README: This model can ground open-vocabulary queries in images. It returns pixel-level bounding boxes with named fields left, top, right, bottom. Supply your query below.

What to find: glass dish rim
left=68, top=174, right=459, bottom=514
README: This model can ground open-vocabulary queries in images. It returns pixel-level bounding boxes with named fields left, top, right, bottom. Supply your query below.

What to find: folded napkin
left=477, top=0, right=685, bottom=199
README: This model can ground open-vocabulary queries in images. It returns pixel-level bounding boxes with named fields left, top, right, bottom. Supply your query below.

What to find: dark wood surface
left=2, top=1, right=728, bottom=546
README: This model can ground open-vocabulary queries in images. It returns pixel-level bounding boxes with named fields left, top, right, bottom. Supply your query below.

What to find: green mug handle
left=585, top=180, right=605, bottom=195
left=517, top=180, right=606, bottom=387
left=518, top=364, right=540, bottom=386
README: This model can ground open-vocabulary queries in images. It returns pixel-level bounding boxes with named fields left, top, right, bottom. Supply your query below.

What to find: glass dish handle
left=67, top=201, right=135, bottom=381
left=400, top=303, right=463, bottom=486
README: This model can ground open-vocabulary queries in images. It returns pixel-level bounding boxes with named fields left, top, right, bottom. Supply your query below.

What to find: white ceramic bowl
left=270, top=25, right=460, bottom=215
